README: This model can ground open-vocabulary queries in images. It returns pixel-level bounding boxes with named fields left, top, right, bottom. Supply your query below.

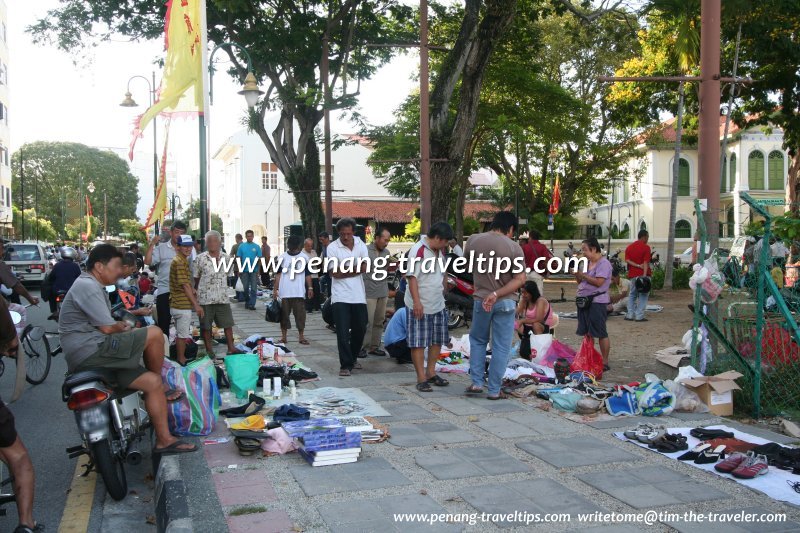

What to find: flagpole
left=198, top=0, right=211, bottom=248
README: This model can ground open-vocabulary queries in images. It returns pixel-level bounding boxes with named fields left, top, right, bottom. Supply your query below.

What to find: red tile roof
left=638, top=114, right=748, bottom=145
left=332, top=200, right=499, bottom=223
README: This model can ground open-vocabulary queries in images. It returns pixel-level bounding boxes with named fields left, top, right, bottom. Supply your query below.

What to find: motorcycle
left=609, top=249, right=627, bottom=275
left=444, top=271, right=474, bottom=329
left=62, top=371, right=150, bottom=501
left=61, top=308, right=149, bottom=501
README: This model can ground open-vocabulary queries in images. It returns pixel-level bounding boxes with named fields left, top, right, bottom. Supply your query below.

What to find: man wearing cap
left=145, top=221, right=187, bottom=335
left=170, top=235, right=204, bottom=365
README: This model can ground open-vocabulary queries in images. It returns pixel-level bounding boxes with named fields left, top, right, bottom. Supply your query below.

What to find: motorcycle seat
left=62, top=369, right=117, bottom=402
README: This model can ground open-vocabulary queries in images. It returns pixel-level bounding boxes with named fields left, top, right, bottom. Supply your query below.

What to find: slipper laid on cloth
left=235, top=437, right=262, bottom=456
left=165, top=389, right=185, bottom=403
left=690, top=427, right=735, bottom=440
left=153, top=440, right=198, bottom=455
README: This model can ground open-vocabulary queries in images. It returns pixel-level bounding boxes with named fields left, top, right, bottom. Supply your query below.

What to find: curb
left=154, top=454, right=192, bottom=533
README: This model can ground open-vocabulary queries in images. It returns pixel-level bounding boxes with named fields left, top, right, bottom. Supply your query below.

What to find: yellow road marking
left=58, top=460, right=96, bottom=533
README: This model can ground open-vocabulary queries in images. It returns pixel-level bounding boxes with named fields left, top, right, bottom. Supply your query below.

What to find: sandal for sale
left=690, top=427, right=735, bottom=441
left=677, top=443, right=711, bottom=461
left=427, top=374, right=449, bottom=387
left=649, top=433, right=688, bottom=453
left=694, top=445, right=727, bottom=464
left=624, top=423, right=655, bottom=440
left=416, top=381, right=433, bottom=392
left=636, top=425, right=666, bottom=444
left=234, top=437, right=262, bottom=456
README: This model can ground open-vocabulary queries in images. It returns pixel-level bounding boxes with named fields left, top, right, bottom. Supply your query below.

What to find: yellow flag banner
left=142, top=121, right=172, bottom=230
left=129, top=0, right=204, bottom=159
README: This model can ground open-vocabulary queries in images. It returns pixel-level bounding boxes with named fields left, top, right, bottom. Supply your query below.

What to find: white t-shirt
left=771, top=242, right=789, bottom=258
left=327, top=237, right=369, bottom=304
left=277, top=252, right=308, bottom=299
left=404, top=236, right=445, bottom=314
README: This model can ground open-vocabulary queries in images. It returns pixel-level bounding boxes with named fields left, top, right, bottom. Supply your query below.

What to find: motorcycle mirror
left=9, top=311, right=21, bottom=326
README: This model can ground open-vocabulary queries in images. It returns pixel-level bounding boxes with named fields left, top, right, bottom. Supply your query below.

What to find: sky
left=9, top=0, right=418, bottom=219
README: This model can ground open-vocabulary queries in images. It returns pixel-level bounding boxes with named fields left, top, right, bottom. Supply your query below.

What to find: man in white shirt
left=144, top=221, right=187, bottom=335
left=326, top=218, right=369, bottom=376
left=448, top=238, right=464, bottom=257
left=407, top=223, right=454, bottom=392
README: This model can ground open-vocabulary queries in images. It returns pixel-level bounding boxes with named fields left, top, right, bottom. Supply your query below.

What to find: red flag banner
left=549, top=175, right=561, bottom=215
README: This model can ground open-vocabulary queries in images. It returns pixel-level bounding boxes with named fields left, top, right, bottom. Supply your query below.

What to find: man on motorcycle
left=47, top=246, right=82, bottom=320
left=59, top=245, right=197, bottom=455
left=0, top=297, right=44, bottom=533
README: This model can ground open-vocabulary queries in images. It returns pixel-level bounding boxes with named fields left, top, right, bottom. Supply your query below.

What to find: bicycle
left=16, top=307, right=51, bottom=386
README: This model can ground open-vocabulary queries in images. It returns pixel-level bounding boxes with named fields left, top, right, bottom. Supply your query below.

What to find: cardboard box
left=681, top=371, right=743, bottom=416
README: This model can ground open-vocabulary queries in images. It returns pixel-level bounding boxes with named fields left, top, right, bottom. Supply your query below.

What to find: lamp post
left=120, top=72, right=159, bottom=234
left=87, top=181, right=108, bottom=240
left=169, top=193, right=183, bottom=223
left=203, top=42, right=263, bottom=246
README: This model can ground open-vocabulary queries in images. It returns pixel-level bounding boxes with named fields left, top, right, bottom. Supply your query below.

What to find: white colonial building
left=0, top=0, right=10, bottom=234
left=577, top=116, right=791, bottom=253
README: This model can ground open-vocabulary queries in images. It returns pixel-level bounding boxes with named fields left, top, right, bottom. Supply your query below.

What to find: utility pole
left=698, top=0, right=721, bottom=252
left=104, top=192, right=108, bottom=240
left=19, top=150, right=24, bottom=241
left=419, top=0, right=431, bottom=233
left=322, top=32, right=333, bottom=236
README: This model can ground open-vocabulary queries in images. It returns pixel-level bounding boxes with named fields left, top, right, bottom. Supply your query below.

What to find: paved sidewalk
left=189, top=300, right=800, bottom=532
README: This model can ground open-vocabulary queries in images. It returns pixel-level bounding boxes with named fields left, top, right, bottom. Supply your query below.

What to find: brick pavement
left=189, top=298, right=800, bottom=532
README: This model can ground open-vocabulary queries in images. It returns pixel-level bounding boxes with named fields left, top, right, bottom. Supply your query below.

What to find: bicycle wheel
left=22, top=326, right=51, bottom=385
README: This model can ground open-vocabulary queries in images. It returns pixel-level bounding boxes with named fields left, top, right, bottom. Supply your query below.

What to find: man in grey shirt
left=59, top=244, right=197, bottom=455
left=145, top=221, right=187, bottom=335
left=361, top=227, right=391, bottom=357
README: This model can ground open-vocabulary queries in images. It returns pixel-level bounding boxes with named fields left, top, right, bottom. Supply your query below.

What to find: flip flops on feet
left=465, top=385, right=483, bottom=394
left=416, top=381, right=433, bottom=392
left=427, top=375, right=449, bottom=387
left=339, top=369, right=351, bottom=376
left=153, top=440, right=198, bottom=455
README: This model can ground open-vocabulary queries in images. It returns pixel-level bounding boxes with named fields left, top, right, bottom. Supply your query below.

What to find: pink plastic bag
left=535, top=339, right=576, bottom=367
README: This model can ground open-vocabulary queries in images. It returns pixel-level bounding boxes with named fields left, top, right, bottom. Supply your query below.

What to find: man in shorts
left=170, top=235, right=204, bottom=365
left=195, top=230, right=237, bottom=355
left=405, top=222, right=453, bottom=392
left=0, top=297, right=44, bottom=533
left=59, top=244, right=197, bottom=455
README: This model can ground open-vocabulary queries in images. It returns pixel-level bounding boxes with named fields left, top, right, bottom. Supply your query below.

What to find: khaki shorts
left=171, top=308, right=192, bottom=338
left=75, top=328, right=149, bottom=391
left=201, top=303, right=234, bottom=329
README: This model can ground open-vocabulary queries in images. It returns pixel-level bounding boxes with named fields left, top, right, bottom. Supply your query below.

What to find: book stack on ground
left=282, top=418, right=362, bottom=466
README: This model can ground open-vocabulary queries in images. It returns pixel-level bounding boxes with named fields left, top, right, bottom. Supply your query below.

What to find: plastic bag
left=570, top=335, right=604, bottom=379
left=664, top=379, right=709, bottom=413
left=162, top=356, right=221, bottom=436
left=224, top=353, right=261, bottom=399
left=529, top=333, right=553, bottom=360
left=235, top=277, right=244, bottom=292
left=265, top=299, right=281, bottom=323
left=550, top=390, right=584, bottom=412
left=535, top=339, right=576, bottom=367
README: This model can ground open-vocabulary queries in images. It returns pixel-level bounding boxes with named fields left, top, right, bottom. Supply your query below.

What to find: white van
left=3, top=242, right=50, bottom=283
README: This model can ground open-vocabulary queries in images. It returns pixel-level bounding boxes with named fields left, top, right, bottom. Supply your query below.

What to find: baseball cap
left=177, top=235, right=195, bottom=247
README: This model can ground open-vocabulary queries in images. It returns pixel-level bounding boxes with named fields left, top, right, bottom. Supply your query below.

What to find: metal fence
left=691, top=194, right=800, bottom=418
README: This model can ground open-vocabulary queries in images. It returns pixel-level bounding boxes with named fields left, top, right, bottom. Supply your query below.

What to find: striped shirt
left=169, top=253, right=192, bottom=310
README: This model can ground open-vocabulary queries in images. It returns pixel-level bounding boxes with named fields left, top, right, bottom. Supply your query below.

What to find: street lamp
left=199, top=42, right=263, bottom=244
left=120, top=73, right=159, bottom=234
left=169, top=193, right=183, bottom=222
left=87, top=181, right=109, bottom=240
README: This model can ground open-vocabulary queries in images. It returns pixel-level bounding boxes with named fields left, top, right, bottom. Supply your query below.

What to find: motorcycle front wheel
left=91, top=440, right=128, bottom=501
left=446, top=305, right=464, bottom=330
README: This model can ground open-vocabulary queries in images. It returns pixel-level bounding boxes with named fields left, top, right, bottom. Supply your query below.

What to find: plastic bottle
left=289, top=379, right=296, bottom=400
left=262, top=378, right=270, bottom=396
left=272, top=376, right=282, bottom=400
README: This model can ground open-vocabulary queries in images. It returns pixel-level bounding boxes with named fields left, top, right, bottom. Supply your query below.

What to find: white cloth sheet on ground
left=613, top=424, right=800, bottom=505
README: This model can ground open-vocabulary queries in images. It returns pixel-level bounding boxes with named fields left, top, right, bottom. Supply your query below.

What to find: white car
left=673, top=247, right=694, bottom=267
left=3, top=242, right=51, bottom=283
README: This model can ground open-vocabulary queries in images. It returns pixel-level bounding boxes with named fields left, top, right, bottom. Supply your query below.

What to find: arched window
left=675, top=220, right=692, bottom=239
left=721, top=154, right=727, bottom=192
left=611, top=224, right=618, bottom=238
left=639, top=220, right=647, bottom=232
left=749, top=150, right=765, bottom=190
left=621, top=223, right=630, bottom=240
left=678, top=158, right=690, bottom=196
left=768, top=150, right=785, bottom=190
left=726, top=207, right=735, bottom=238
left=729, top=153, right=737, bottom=191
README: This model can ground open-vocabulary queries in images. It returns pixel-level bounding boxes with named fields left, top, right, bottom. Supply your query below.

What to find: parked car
left=3, top=242, right=51, bottom=283
left=673, top=245, right=730, bottom=268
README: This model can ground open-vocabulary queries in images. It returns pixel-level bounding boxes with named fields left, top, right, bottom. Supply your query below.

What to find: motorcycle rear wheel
left=91, top=440, right=128, bottom=501
left=446, top=305, right=464, bottom=330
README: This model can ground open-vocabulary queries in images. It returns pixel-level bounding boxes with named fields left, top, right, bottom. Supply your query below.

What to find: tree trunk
left=429, top=0, right=517, bottom=222
left=664, top=82, right=685, bottom=290
left=454, top=175, right=469, bottom=243
left=788, top=150, right=800, bottom=215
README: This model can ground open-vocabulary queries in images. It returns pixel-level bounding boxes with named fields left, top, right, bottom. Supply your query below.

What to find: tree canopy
left=181, top=199, right=224, bottom=238
left=11, top=142, right=140, bottom=239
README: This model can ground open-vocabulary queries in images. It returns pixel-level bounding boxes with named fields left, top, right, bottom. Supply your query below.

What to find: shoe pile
left=715, top=451, right=770, bottom=479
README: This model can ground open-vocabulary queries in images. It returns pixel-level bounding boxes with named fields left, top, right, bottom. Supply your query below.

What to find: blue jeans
left=468, top=298, right=516, bottom=395
left=626, top=276, right=650, bottom=320
left=240, top=271, right=258, bottom=308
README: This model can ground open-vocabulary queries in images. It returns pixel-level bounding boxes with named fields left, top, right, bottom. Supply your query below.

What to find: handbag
left=265, top=299, right=281, bottom=323
left=575, top=291, right=603, bottom=309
